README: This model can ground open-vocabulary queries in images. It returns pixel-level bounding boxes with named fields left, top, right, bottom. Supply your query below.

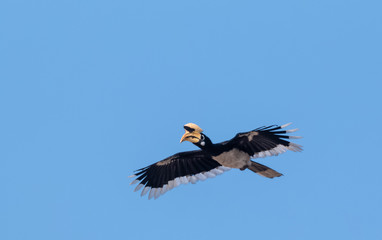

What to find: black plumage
left=130, top=123, right=302, bottom=199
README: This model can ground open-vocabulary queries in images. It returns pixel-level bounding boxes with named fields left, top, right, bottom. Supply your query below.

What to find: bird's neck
left=194, top=134, right=214, bottom=151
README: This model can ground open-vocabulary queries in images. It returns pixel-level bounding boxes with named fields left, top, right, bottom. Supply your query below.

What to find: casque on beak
left=180, top=123, right=203, bottom=143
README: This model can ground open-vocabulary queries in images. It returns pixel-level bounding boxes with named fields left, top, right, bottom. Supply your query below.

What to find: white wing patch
left=251, top=143, right=302, bottom=158
left=129, top=166, right=231, bottom=200
left=251, top=123, right=302, bottom=159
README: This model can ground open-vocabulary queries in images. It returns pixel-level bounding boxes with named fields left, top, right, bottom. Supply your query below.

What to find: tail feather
left=248, top=161, right=283, bottom=178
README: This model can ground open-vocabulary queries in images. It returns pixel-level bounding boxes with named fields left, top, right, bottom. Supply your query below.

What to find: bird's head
left=180, top=123, right=204, bottom=144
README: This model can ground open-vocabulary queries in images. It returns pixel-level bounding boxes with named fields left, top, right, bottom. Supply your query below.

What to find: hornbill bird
left=130, top=123, right=302, bottom=199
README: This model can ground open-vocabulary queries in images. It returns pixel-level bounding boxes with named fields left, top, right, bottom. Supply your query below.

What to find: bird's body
left=212, top=147, right=250, bottom=169
left=130, top=123, right=302, bottom=199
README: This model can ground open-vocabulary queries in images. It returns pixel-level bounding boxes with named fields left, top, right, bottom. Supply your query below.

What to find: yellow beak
left=180, top=132, right=201, bottom=143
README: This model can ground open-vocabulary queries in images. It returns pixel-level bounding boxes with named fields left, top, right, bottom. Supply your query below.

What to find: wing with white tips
left=129, top=150, right=230, bottom=200
left=225, top=123, right=303, bottom=159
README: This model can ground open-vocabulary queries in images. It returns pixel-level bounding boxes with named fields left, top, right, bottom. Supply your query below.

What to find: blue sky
left=1, top=1, right=381, bottom=239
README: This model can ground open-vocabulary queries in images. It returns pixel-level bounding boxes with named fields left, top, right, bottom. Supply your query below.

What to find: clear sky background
left=1, top=1, right=381, bottom=240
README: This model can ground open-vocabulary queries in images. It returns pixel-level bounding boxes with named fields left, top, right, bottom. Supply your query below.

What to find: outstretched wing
left=224, top=123, right=302, bottom=159
left=129, top=150, right=230, bottom=200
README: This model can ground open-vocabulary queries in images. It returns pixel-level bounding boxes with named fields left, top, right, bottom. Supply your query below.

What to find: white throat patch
left=200, top=135, right=205, bottom=146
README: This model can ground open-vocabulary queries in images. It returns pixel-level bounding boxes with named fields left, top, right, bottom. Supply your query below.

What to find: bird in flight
left=130, top=123, right=302, bottom=199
